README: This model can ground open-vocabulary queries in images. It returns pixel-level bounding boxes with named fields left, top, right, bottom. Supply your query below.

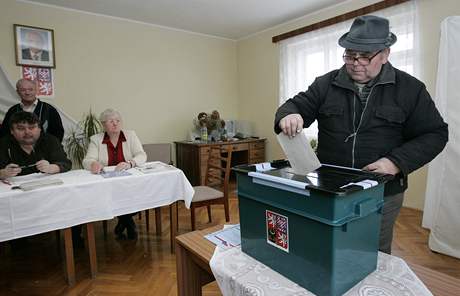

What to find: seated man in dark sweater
left=0, top=112, right=83, bottom=247
left=0, top=111, right=71, bottom=178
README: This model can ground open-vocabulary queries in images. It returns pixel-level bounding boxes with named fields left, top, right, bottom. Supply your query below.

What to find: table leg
left=176, top=240, right=203, bottom=296
left=145, top=210, right=150, bottom=232
left=86, top=222, right=98, bottom=278
left=170, top=202, right=178, bottom=253
left=155, top=207, right=162, bottom=235
left=63, top=228, right=76, bottom=285
left=55, top=230, right=61, bottom=255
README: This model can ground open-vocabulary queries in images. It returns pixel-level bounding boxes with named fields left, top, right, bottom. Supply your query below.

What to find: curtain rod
left=272, top=0, right=410, bottom=43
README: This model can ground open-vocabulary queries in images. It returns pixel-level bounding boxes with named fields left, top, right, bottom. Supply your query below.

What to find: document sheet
left=277, top=129, right=321, bottom=175
left=204, top=224, right=241, bottom=250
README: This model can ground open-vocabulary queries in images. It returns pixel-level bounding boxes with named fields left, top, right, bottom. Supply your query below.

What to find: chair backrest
left=205, top=145, right=233, bottom=198
left=142, top=143, right=172, bottom=164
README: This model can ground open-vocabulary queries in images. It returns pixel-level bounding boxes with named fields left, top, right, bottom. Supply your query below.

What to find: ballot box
left=234, top=161, right=391, bottom=296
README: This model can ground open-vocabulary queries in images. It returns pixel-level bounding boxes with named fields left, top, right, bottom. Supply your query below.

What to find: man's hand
left=0, top=164, right=21, bottom=179
left=90, top=161, right=103, bottom=174
left=362, top=157, right=400, bottom=175
left=279, top=114, right=304, bottom=137
left=36, top=160, right=60, bottom=174
left=115, top=162, right=130, bottom=171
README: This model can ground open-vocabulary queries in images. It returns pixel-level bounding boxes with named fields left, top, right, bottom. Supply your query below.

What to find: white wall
left=0, top=0, right=238, bottom=145
left=237, top=0, right=460, bottom=209
left=1, top=0, right=457, bottom=209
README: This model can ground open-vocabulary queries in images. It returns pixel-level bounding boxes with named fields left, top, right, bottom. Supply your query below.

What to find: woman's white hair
left=99, top=108, right=122, bottom=122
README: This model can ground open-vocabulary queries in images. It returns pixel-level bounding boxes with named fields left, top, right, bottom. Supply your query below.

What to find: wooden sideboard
left=175, top=138, right=266, bottom=186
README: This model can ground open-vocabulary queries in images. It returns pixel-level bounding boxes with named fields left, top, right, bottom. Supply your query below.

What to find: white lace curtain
left=279, top=1, right=418, bottom=137
left=423, top=16, right=460, bottom=259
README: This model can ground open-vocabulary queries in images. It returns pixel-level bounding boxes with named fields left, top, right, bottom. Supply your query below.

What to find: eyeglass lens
left=343, top=50, right=381, bottom=65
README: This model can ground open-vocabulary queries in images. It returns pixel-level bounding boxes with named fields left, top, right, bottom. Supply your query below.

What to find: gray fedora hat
left=338, top=15, right=397, bottom=52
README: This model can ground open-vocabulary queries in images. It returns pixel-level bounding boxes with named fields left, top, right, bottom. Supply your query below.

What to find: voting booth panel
left=235, top=163, right=390, bottom=296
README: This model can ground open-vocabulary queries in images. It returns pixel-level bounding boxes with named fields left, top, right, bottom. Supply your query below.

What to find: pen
left=18, top=164, right=37, bottom=169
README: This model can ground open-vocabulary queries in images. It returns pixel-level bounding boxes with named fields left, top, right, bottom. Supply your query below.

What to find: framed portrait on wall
left=14, top=24, right=56, bottom=68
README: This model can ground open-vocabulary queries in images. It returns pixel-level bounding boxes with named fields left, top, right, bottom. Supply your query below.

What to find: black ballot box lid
left=233, top=160, right=393, bottom=196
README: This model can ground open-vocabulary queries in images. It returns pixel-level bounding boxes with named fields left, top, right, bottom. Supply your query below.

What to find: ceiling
left=24, top=0, right=346, bottom=40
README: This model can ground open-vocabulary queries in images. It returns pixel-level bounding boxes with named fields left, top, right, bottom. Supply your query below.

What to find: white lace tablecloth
left=210, top=246, right=432, bottom=296
left=0, top=162, right=194, bottom=242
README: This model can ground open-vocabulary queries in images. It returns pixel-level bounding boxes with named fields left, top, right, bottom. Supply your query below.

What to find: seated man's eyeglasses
left=343, top=50, right=382, bottom=66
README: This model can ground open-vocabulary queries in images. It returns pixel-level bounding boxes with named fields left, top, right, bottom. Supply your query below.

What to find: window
left=279, top=1, right=417, bottom=138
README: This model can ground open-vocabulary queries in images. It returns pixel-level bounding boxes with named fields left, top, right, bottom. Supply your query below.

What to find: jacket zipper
left=347, top=82, right=387, bottom=168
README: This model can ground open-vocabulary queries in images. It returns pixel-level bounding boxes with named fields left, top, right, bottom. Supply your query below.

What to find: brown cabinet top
left=175, top=138, right=265, bottom=147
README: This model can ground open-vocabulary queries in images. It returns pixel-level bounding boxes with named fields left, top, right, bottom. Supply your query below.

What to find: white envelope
left=277, top=129, right=321, bottom=175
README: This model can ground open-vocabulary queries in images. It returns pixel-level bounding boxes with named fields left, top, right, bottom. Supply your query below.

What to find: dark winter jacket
left=275, top=63, right=448, bottom=196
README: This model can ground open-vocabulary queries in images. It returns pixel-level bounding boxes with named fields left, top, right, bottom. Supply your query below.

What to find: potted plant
left=65, top=109, right=102, bottom=168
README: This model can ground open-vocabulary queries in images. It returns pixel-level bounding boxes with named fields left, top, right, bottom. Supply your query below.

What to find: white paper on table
left=102, top=166, right=116, bottom=172
left=204, top=224, right=241, bottom=250
left=277, top=129, right=321, bottom=175
left=136, top=161, right=175, bottom=174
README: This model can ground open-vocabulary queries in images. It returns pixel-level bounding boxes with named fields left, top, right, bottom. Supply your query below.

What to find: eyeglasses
left=342, top=50, right=382, bottom=66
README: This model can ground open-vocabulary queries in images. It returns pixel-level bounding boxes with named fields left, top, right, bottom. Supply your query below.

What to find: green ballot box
left=234, top=161, right=391, bottom=296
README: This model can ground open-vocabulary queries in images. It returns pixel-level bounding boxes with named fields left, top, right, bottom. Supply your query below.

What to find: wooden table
left=175, top=225, right=460, bottom=296
left=175, top=226, right=220, bottom=296
left=1, top=165, right=192, bottom=285
left=62, top=223, right=97, bottom=285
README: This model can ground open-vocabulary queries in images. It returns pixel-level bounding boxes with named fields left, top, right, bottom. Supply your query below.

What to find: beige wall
left=237, top=0, right=460, bottom=210
left=0, top=0, right=238, bottom=145
left=1, top=0, right=457, bottom=210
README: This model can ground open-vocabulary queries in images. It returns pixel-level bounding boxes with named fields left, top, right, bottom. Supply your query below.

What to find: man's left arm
left=386, top=86, right=448, bottom=176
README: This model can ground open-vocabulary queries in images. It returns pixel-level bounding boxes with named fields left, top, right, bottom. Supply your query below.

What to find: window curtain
left=279, top=1, right=418, bottom=137
left=422, top=16, right=460, bottom=259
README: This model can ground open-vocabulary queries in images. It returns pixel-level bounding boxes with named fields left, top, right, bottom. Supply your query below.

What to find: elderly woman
left=83, top=108, right=146, bottom=239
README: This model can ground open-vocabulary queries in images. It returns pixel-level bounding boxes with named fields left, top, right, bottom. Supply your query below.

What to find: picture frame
left=14, top=24, right=56, bottom=68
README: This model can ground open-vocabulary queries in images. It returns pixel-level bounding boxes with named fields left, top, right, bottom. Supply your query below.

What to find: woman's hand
left=115, top=162, right=131, bottom=171
left=90, top=161, right=103, bottom=174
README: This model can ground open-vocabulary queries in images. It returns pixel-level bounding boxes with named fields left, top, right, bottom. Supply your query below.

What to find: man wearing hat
left=274, top=15, right=448, bottom=253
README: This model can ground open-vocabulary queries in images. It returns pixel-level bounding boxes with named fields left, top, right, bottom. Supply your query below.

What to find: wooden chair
left=189, top=145, right=233, bottom=230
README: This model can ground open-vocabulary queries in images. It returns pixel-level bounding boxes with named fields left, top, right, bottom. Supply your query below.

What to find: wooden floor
left=1, top=187, right=460, bottom=296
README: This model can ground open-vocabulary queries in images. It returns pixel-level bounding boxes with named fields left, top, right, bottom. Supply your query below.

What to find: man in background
left=0, top=79, right=64, bottom=142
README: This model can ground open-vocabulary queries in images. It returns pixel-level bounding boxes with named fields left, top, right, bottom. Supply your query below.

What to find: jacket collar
left=102, top=130, right=126, bottom=145
left=333, top=62, right=396, bottom=91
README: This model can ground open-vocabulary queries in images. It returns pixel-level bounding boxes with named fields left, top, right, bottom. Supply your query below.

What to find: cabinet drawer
left=227, top=143, right=248, bottom=152
left=249, top=141, right=265, bottom=150
left=250, top=148, right=265, bottom=159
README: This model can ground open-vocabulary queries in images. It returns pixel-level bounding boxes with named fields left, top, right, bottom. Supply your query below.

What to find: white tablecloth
left=210, top=246, right=433, bottom=296
left=0, top=162, right=194, bottom=242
